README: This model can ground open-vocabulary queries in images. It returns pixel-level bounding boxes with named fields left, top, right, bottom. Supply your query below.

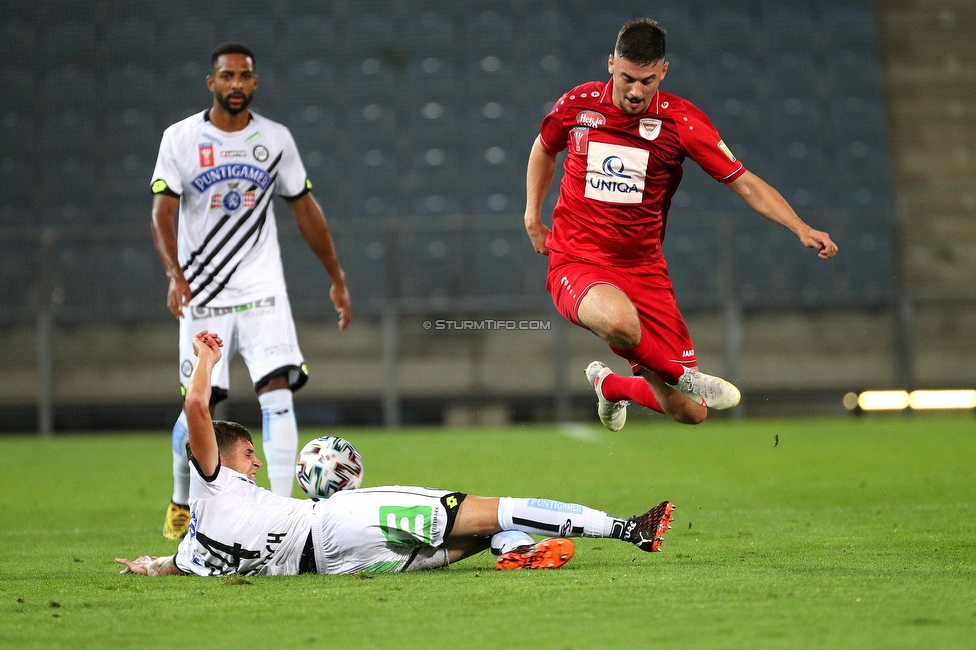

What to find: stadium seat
left=462, top=55, right=517, bottom=104
left=42, top=67, right=97, bottom=111
left=767, top=54, right=826, bottom=103
left=0, top=66, right=35, bottom=113
left=0, top=21, right=34, bottom=66
left=41, top=112, right=95, bottom=158
left=698, top=10, right=761, bottom=60
left=283, top=15, right=337, bottom=62
left=397, top=231, right=467, bottom=298
left=402, top=57, right=458, bottom=105
left=162, top=18, right=216, bottom=66
left=287, top=105, right=337, bottom=152
left=834, top=142, right=895, bottom=210
left=102, top=18, right=156, bottom=64
left=1, top=111, right=35, bottom=158
left=327, top=233, right=389, bottom=304
left=472, top=228, right=542, bottom=296
left=403, top=12, right=456, bottom=58
left=219, top=17, right=276, bottom=58
left=825, top=53, right=885, bottom=102
left=402, top=101, right=461, bottom=149
left=463, top=10, right=516, bottom=58
left=663, top=222, right=723, bottom=307
left=342, top=14, right=396, bottom=59
left=284, top=59, right=338, bottom=108
left=820, top=6, right=880, bottom=56
left=42, top=20, right=95, bottom=64
left=342, top=102, right=398, bottom=149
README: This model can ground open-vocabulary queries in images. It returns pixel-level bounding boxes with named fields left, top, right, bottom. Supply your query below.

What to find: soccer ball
left=295, top=436, right=364, bottom=500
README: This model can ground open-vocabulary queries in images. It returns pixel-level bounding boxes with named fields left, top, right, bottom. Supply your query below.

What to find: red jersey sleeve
left=675, top=101, right=746, bottom=183
left=539, top=92, right=572, bottom=154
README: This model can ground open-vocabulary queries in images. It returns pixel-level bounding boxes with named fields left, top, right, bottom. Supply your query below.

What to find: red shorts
left=546, top=250, right=697, bottom=372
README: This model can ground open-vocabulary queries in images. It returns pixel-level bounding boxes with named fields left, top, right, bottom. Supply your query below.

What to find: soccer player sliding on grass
left=116, top=330, right=675, bottom=577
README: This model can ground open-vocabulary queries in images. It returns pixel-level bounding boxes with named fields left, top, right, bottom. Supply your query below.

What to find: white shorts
left=310, top=486, right=466, bottom=575
left=179, top=294, right=307, bottom=400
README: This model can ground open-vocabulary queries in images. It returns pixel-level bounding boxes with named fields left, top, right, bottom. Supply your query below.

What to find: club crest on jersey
left=570, top=127, right=589, bottom=154
left=198, top=144, right=214, bottom=168
left=222, top=190, right=243, bottom=212
left=576, top=110, right=606, bottom=128
left=639, top=118, right=662, bottom=141
left=253, top=145, right=269, bottom=162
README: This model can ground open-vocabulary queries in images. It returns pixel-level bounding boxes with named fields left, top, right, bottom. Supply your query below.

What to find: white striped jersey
left=175, top=459, right=315, bottom=577
left=151, top=110, right=311, bottom=308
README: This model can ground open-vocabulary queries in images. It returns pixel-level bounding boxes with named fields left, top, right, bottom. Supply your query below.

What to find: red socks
left=608, top=327, right=686, bottom=385
left=600, top=373, right=664, bottom=414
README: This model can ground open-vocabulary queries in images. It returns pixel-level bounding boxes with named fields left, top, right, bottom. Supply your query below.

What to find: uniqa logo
left=601, top=155, right=631, bottom=179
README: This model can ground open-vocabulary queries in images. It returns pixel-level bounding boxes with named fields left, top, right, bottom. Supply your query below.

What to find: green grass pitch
left=1, top=415, right=975, bottom=649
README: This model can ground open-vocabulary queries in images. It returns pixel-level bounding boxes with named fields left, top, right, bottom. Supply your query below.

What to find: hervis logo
left=576, top=110, right=606, bottom=128
left=379, top=505, right=433, bottom=545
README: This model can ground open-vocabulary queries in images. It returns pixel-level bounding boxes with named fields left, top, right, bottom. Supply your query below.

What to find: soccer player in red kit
left=524, top=19, right=838, bottom=429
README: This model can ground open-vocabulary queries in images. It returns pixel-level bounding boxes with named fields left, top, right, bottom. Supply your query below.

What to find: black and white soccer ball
left=295, top=436, right=364, bottom=500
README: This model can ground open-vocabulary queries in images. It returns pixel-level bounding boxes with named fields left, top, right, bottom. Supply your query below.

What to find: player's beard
left=217, top=90, right=253, bottom=115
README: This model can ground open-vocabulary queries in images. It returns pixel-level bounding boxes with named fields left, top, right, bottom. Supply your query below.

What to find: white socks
left=259, top=388, right=298, bottom=496
left=171, top=410, right=190, bottom=505
left=496, top=497, right=621, bottom=538
left=491, top=530, right=535, bottom=555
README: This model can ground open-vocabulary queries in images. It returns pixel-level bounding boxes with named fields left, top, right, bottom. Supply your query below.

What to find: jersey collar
left=203, top=109, right=255, bottom=124
left=599, top=78, right=661, bottom=115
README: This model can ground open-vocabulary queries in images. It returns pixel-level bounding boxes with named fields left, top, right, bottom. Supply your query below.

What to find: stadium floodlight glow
left=909, top=390, right=976, bottom=410
left=856, top=390, right=910, bottom=411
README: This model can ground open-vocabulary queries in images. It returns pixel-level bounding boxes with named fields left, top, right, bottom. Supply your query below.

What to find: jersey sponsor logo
left=527, top=499, right=584, bottom=514
left=717, top=140, right=737, bottom=162
left=191, top=163, right=273, bottom=193
left=244, top=192, right=255, bottom=207
left=681, top=349, right=695, bottom=357
left=601, top=156, right=632, bottom=179
left=584, top=141, right=648, bottom=204
left=576, top=110, right=606, bottom=128
left=220, top=150, right=247, bottom=157
left=198, top=144, right=214, bottom=168
left=245, top=131, right=261, bottom=144
left=253, top=145, right=269, bottom=162
left=639, top=118, right=662, bottom=141
left=188, top=297, right=276, bottom=320
left=570, top=127, right=589, bottom=154
left=210, top=194, right=222, bottom=209
left=379, top=505, right=434, bottom=545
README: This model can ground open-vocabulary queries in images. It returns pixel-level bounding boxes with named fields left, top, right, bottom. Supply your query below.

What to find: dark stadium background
left=1, top=0, right=973, bottom=432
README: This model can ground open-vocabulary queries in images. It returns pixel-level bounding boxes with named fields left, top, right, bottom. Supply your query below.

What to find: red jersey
left=539, top=79, right=746, bottom=267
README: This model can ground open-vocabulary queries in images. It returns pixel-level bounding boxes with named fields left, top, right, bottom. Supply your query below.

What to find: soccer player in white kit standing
left=151, top=42, right=352, bottom=540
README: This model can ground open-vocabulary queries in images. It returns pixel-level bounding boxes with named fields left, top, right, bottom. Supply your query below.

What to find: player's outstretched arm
left=287, top=192, right=352, bottom=330
left=185, top=330, right=223, bottom=476
left=524, top=137, right=558, bottom=255
left=151, top=193, right=193, bottom=317
left=115, top=555, right=182, bottom=576
left=727, top=170, right=838, bottom=259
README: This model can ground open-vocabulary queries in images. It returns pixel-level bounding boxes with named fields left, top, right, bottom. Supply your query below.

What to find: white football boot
left=584, top=361, right=629, bottom=431
left=672, top=367, right=741, bottom=410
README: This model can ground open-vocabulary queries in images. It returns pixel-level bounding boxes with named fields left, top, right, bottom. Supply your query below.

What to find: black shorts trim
left=254, top=364, right=309, bottom=393
left=440, top=492, right=467, bottom=538
left=298, top=531, right=317, bottom=574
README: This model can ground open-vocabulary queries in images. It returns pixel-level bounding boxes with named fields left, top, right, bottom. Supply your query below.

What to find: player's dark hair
left=211, top=42, right=256, bottom=69
left=614, top=18, right=666, bottom=65
left=186, top=420, right=254, bottom=463
left=213, top=420, right=254, bottom=456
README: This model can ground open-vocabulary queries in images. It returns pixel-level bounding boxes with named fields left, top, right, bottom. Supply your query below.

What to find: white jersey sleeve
left=150, top=121, right=190, bottom=196
left=174, top=458, right=315, bottom=577
left=275, top=128, right=310, bottom=199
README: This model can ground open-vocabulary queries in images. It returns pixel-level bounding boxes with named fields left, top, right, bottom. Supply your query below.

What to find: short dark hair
left=211, top=42, right=256, bottom=69
left=187, top=420, right=254, bottom=463
left=614, top=19, right=666, bottom=66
